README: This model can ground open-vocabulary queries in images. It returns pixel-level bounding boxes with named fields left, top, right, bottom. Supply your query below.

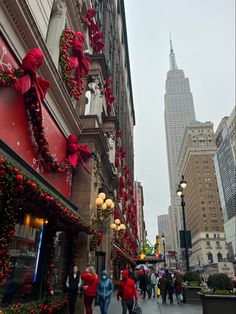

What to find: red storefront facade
left=0, top=16, right=94, bottom=310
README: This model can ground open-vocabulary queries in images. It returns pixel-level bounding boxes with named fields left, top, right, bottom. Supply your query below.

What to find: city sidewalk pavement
left=94, top=293, right=202, bottom=314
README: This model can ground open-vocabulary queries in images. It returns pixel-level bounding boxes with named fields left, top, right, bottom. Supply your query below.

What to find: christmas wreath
left=59, top=28, right=90, bottom=101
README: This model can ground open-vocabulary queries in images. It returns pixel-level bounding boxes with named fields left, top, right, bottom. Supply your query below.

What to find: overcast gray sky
left=124, top=0, right=235, bottom=243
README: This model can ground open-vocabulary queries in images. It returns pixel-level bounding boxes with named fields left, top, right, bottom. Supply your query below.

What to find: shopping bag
left=132, top=302, right=142, bottom=314
left=156, top=288, right=161, bottom=297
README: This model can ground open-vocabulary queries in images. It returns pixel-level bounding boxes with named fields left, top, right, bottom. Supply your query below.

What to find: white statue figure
left=107, top=133, right=115, bottom=165
left=87, top=78, right=103, bottom=120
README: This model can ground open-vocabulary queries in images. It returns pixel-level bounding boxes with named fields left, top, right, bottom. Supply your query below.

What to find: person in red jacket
left=81, top=266, right=99, bottom=314
left=117, top=269, right=138, bottom=314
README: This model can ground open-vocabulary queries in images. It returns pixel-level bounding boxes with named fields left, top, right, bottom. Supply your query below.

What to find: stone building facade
left=214, top=107, right=236, bottom=260
left=177, top=121, right=228, bottom=268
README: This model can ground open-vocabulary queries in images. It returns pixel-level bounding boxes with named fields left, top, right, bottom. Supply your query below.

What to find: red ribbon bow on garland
left=69, top=32, right=90, bottom=96
left=104, top=77, right=115, bottom=116
left=67, top=134, right=92, bottom=174
left=14, top=48, right=49, bottom=119
left=83, top=8, right=104, bottom=53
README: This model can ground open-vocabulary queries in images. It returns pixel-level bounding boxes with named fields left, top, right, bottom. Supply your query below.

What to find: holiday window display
left=0, top=156, right=96, bottom=300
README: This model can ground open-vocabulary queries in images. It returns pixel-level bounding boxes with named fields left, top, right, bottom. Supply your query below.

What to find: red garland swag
left=0, top=156, right=95, bottom=294
left=82, top=8, right=104, bottom=53
left=60, top=29, right=90, bottom=101
left=0, top=48, right=92, bottom=174
left=103, top=77, right=115, bottom=116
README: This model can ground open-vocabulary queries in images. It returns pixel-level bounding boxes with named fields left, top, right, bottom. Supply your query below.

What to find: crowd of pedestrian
left=66, top=265, right=184, bottom=314
left=66, top=266, right=139, bottom=314
left=134, top=267, right=184, bottom=305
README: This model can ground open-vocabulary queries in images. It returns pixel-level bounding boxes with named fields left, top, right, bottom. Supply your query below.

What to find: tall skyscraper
left=164, top=39, right=196, bottom=252
left=177, top=121, right=228, bottom=267
left=158, top=214, right=170, bottom=236
left=214, top=107, right=236, bottom=260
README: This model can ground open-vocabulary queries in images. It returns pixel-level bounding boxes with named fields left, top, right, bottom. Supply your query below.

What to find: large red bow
left=68, top=32, right=90, bottom=95
left=104, top=77, right=115, bottom=115
left=83, top=8, right=104, bottom=53
left=14, top=48, right=49, bottom=119
left=84, top=8, right=98, bottom=37
left=67, top=134, right=91, bottom=174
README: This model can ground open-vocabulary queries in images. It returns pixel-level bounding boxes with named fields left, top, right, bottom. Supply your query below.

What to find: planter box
left=184, top=286, right=202, bottom=304
left=199, top=293, right=236, bottom=314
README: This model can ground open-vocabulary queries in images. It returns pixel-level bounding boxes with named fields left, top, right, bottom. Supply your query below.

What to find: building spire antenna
left=169, top=34, right=178, bottom=70
left=169, top=33, right=174, bottom=53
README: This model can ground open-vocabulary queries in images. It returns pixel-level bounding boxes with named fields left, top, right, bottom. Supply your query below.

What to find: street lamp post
left=162, top=233, right=167, bottom=268
left=177, top=175, right=190, bottom=272
left=110, top=219, right=126, bottom=240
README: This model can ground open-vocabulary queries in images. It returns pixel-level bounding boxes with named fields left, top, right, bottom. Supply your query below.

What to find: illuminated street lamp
left=95, top=192, right=115, bottom=222
left=110, top=219, right=126, bottom=239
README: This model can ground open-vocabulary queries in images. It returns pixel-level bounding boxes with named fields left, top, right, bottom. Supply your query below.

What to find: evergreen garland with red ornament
left=89, top=231, right=103, bottom=251
left=0, top=156, right=96, bottom=296
left=1, top=294, right=68, bottom=314
left=59, top=28, right=90, bottom=101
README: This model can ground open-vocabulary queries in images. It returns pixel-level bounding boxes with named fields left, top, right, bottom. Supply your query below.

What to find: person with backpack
left=96, top=270, right=113, bottom=314
left=117, top=269, right=138, bottom=314
left=66, top=266, right=81, bottom=314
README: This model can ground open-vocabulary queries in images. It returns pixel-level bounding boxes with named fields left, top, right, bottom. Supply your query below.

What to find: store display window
left=51, top=231, right=67, bottom=293
left=2, top=214, right=45, bottom=306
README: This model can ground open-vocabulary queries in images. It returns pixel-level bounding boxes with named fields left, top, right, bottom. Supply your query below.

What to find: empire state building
left=164, top=39, right=196, bottom=251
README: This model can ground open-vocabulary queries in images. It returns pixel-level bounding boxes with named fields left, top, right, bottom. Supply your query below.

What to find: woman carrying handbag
left=81, top=266, right=99, bottom=314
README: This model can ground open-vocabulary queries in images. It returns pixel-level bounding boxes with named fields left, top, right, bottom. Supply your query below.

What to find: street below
left=94, top=294, right=202, bottom=314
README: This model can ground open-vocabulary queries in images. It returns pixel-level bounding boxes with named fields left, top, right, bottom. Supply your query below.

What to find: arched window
left=207, top=253, right=213, bottom=264
left=217, top=253, right=223, bottom=262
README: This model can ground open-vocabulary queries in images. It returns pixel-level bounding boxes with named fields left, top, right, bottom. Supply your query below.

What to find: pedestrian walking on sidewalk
left=96, top=270, right=113, bottom=314
left=158, top=274, right=168, bottom=304
left=81, top=266, right=99, bottom=314
left=174, top=276, right=183, bottom=304
left=150, top=270, right=157, bottom=298
left=66, top=266, right=81, bottom=314
left=139, top=270, right=150, bottom=299
left=117, top=270, right=138, bottom=314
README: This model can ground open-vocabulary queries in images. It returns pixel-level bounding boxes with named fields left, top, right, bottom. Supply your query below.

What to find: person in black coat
left=158, top=275, right=168, bottom=304
left=66, top=266, right=81, bottom=314
left=139, top=271, right=151, bottom=299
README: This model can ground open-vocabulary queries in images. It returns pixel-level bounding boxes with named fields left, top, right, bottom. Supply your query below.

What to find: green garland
left=1, top=295, right=68, bottom=314
left=0, top=155, right=95, bottom=295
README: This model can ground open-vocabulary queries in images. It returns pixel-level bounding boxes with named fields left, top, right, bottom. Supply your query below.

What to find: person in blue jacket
left=97, top=270, right=113, bottom=314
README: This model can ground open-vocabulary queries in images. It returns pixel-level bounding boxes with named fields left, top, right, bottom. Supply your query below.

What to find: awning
left=113, top=243, right=136, bottom=266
